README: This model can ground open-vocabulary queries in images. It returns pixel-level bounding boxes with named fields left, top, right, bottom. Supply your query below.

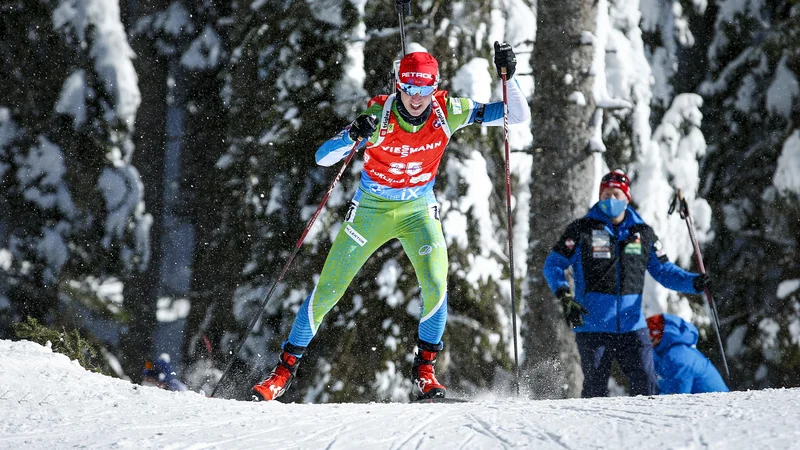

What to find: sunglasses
left=397, top=82, right=437, bottom=97
left=602, top=172, right=630, bottom=184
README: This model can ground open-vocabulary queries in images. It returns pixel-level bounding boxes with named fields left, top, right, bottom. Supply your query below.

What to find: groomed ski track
left=2, top=339, right=799, bottom=449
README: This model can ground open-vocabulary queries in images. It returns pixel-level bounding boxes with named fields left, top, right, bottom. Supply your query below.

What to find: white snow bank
left=2, top=339, right=800, bottom=449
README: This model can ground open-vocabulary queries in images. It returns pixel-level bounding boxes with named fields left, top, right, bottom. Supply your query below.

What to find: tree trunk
left=119, top=0, right=170, bottom=381
left=524, top=0, right=598, bottom=398
left=180, top=67, right=244, bottom=384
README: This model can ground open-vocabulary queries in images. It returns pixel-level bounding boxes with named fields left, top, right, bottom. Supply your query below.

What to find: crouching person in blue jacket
left=646, top=314, right=729, bottom=394
left=142, top=353, right=189, bottom=392
left=543, top=170, right=710, bottom=397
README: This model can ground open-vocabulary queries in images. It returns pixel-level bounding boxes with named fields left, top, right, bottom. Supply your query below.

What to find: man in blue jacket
left=543, top=170, right=710, bottom=397
left=646, top=313, right=729, bottom=394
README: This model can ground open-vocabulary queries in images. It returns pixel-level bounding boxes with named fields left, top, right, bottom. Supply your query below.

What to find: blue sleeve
left=647, top=248, right=700, bottom=294
left=473, top=78, right=530, bottom=126
left=543, top=250, right=573, bottom=295
left=315, top=127, right=365, bottom=167
left=544, top=221, right=583, bottom=295
left=657, top=347, right=695, bottom=394
left=478, top=102, right=505, bottom=124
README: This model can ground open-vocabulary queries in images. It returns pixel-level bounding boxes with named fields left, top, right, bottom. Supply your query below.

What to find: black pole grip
left=396, top=0, right=411, bottom=16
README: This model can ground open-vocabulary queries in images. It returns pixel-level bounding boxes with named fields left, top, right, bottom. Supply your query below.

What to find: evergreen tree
left=597, top=0, right=713, bottom=332
left=206, top=0, right=363, bottom=400
left=120, top=0, right=173, bottom=382
left=639, top=0, right=716, bottom=122
left=174, top=0, right=239, bottom=393
left=699, top=0, right=800, bottom=389
left=0, top=0, right=147, bottom=362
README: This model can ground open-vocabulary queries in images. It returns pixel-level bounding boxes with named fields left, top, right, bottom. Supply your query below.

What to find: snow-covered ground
left=2, top=339, right=799, bottom=449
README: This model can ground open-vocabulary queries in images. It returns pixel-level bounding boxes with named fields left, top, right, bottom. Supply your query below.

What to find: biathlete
left=253, top=43, right=530, bottom=401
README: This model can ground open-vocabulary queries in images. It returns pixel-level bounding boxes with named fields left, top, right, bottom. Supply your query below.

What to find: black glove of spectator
left=493, top=41, right=517, bottom=79
left=349, top=114, right=377, bottom=141
left=693, top=273, right=711, bottom=292
left=557, top=287, right=589, bottom=328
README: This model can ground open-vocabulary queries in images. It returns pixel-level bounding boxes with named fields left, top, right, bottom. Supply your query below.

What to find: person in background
left=252, top=43, right=530, bottom=402
left=141, top=353, right=188, bottom=392
left=543, top=170, right=711, bottom=397
left=646, top=313, right=729, bottom=394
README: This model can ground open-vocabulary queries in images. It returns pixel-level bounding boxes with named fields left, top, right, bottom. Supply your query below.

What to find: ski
left=412, top=397, right=469, bottom=404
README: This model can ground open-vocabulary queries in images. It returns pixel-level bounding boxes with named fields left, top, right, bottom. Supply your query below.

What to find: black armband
left=474, top=103, right=486, bottom=124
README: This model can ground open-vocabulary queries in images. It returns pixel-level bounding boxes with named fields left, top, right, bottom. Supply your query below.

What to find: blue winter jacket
left=543, top=203, right=701, bottom=333
left=143, top=357, right=188, bottom=392
left=655, top=314, right=729, bottom=394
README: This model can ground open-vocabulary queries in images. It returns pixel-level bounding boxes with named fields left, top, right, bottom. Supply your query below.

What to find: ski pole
left=670, top=189, right=730, bottom=378
left=395, top=0, right=410, bottom=56
left=500, top=67, right=521, bottom=395
left=211, top=138, right=364, bottom=398
left=389, top=0, right=411, bottom=94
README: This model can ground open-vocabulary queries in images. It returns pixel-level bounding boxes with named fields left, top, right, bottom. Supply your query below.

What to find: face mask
left=598, top=198, right=628, bottom=218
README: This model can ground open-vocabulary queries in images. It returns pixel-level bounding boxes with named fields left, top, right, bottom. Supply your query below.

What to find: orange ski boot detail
left=252, top=352, right=299, bottom=401
left=413, top=349, right=446, bottom=399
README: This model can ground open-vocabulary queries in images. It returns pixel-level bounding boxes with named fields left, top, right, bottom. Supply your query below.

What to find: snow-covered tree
left=640, top=0, right=712, bottom=120
left=120, top=0, right=175, bottom=381
left=699, top=0, right=800, bottom=389
left=197, top=0, right=365, bottom=400
left=0, top=1, right=148, bottom=354
left=175, top=0, right=238, bottom=393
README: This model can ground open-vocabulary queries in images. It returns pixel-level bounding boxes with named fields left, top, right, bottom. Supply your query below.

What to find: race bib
left=591, top=230, right=612, bottom=259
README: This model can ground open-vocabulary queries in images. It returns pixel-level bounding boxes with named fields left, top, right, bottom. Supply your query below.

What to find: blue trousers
left=575, top=328, right=658, bottom=397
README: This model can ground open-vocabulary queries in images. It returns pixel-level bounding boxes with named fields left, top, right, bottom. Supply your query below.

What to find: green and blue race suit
left=285, top=80, right=530, bottom=353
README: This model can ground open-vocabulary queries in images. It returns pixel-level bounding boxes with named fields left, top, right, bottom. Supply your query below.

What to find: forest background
left=1, top=0, right=798, bottom=402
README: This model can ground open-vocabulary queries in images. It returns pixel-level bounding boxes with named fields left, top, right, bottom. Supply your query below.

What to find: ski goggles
left=397, top=82, right=437, bottom=97
left=601, top=172, right=630, bottom=185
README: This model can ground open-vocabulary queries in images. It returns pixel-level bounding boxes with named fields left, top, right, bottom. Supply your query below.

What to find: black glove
left=557, top=287, right=588, bottom=328
left=493, top=41, right=517, bottom=79
left=349, top=114, right=377, bottom=141
left=693, top=273, right=711, bottom=292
